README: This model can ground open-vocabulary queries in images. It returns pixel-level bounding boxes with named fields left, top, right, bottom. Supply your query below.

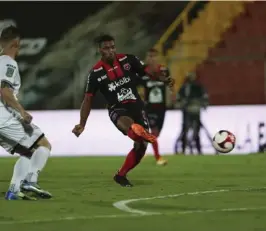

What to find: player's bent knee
left=117, top=116, right=134, bottom=133
left=37, top=136, right=52, bottom=151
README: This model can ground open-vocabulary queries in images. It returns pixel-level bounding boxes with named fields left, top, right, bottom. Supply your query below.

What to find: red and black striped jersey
left=85, top=54, right=151, bottom=107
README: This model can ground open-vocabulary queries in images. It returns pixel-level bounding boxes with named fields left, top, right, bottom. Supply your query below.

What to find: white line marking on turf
left=1, top=187, right=266, bottom=225
left=113, top=187, right=266, bottom=215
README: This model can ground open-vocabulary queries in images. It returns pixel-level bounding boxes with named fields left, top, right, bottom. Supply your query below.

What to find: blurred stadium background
left=0, top=1, right=266, bottom=156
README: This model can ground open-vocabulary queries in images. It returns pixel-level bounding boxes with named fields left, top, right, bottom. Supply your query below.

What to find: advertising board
left=0, top=105, right=265, bottom=157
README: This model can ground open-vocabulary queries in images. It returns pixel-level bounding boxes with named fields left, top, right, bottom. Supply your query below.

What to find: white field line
left=113, top=187, right=266, bottom=215
left=1, top=187, right=266, bottom=225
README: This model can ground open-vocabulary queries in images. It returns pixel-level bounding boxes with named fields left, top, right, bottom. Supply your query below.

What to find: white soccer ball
left=212, top=130, right=236, bottom=153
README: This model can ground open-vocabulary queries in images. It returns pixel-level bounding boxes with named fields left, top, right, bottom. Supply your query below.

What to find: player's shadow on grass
left=131, top=180, right=154, bottom=186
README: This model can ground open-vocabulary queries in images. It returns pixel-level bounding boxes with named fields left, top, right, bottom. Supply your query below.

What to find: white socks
left=9, top=146, right=50, bottom=193
left=25, top=146, right=50, bottom=183
left=9, top=156, right=30, bottom=193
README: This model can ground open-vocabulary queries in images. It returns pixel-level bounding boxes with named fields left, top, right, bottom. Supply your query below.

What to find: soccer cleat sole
left=131, top=124, right=157, bottom=143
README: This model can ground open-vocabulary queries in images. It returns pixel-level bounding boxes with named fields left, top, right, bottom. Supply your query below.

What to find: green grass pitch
left=0, top=154, right=266, bottom=231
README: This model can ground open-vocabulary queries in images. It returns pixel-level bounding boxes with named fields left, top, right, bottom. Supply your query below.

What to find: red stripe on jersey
left=86, top=93, right=94, bottom=96
left=101, top=56, right=124, bottom=81
left=113, top=58, right=124, bottom=78
left=92, top=54, right=126, bottom=80
left=121, top=99, right=137, bottom=104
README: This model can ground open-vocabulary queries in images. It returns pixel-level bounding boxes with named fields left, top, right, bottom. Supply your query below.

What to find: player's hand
left=21, top=111, right=33, bottom=124
left=72, top=124, right=85, bottom=137
left=165, top=77, right=175, bottom=88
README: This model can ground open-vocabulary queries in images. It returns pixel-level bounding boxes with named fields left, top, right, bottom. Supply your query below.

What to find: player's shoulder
left=116, top=53, right=128, bottom=61
left=122, top=54, right=145, bottom=65
left=0, top=55, right=18, bottom=68
left=89, top=60, right=105, bottom=77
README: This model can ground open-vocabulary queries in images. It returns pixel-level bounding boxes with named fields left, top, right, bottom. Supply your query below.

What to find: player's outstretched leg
left=150, top=127, right=167, bottom=166
left=113, top=116, right=151, bottom=187
left=114, top=141, right=147, bottom=187
left=21, top=137, right=52, bottom=199
left=5, top=156, right=36, bottom=200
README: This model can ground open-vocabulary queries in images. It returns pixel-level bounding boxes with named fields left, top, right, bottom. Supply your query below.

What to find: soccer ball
left=212, top=130, right=236, bottom=153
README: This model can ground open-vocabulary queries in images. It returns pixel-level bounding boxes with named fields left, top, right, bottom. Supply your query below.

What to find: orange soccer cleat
left=131, top=123, right=157, bottom=143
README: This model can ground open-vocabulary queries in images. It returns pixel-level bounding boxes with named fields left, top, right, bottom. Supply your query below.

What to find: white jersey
left=0, top=55, right=44, bottom=154
left=0, top=55, right=21, bottom=126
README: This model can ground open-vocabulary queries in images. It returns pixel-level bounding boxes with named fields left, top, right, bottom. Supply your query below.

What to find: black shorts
left=146, top=109, right=166, bottom=132
left=108, top=103, right=149, bottom=135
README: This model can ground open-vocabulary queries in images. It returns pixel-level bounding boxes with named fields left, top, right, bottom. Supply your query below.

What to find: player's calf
left=22, top=137, right=52, bottom=199
left=115, top=141, right=147, bottom=186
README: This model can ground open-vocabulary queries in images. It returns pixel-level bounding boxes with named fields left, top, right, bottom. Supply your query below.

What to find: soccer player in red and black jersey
left=138, top=49, right=171, bottom=166
left=72, top=35, right=174, bottom=187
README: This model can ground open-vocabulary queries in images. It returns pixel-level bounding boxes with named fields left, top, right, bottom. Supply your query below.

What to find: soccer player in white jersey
left=0, top=26, right=52, bottom=200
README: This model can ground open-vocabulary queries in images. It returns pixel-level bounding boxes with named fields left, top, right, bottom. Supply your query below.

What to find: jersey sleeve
left=85, top=70, right=99, bottom=96
left=0, top=59, right=18, bottom=89
left=127, top=54, right=147, bottom=77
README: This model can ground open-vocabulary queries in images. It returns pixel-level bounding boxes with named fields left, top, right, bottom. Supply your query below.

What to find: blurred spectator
left=175, top=72, right=209, bottom=155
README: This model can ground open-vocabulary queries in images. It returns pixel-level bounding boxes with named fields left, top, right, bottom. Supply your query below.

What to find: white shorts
left=0, top=116, right=44, bottom=154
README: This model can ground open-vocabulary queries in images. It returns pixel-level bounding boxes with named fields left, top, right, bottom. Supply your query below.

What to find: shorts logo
left=123, top=63, right=131, bottom=71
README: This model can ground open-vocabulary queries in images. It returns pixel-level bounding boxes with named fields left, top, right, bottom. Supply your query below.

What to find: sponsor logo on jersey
left=108, top=77, right=130, bottom=92
left=147, top=81, right=164, bottom=88
left=97, top=75, right=107, bottom=82
left=117, top=88, right=136, bottom=102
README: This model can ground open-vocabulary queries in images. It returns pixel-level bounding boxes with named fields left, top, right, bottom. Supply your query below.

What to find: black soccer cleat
left=114, top=174, right=133, bottom=187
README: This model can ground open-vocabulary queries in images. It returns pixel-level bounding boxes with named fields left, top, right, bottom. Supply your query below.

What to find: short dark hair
left=0, top=26, right=20, bottom=42
left=148, top=48, right=158, bottom=54
left=95, top=34, right=114, bottom=47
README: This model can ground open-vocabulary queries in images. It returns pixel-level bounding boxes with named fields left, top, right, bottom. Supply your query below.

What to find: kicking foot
left=5, top=191, right=37, bottom=201
left=21, top=181, right=52, bottom=199
left=131, top=124, right=156, bottom=143
left=156, top=157, right=168, bottom=166
left=114, top=174, right=133, bottom=187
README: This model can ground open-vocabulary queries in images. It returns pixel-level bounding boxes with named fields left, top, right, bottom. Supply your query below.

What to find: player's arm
left=1, top=82, right=25, bottom=114
left=79, top=94, right=93, bottom=128
left=0, top=64, right=32, bottom=123
left=72, top=70, right=99, bottom=137
left=129, top=54, right=175, bottom=87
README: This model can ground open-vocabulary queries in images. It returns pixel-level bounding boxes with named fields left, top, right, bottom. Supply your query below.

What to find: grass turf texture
left=0, top=154, right=266, bottom=231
